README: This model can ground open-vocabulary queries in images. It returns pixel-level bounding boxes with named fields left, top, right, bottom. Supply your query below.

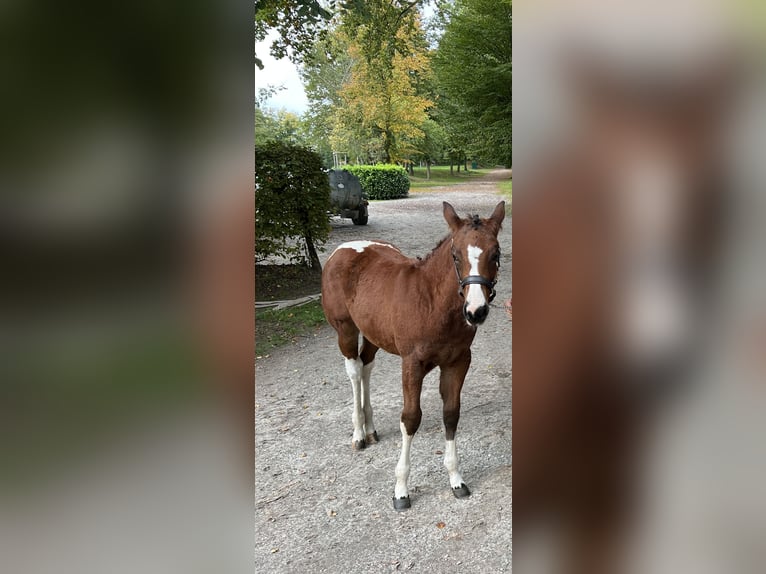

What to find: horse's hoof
left=365, top=431, right=379, bottom=444
left=352, top=439, right=366, bottom=450
left=452, top=484, right=471, bottom=499
left=392, top=496, right=411, bottom=512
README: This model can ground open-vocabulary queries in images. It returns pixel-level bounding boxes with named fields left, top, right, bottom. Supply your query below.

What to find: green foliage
left=254, top=105, right=279, bottom=145
left=330, top=2, right=432, bottom=163
left=255, top=106, right=309, bottom=147
left=433, top=0, right=512, bottom=166
left=255, top=142, right=331, bottom=267
left=300, top=31, right=354, bottom=167
left=343, top=164, right=410, bottom=200
left=413, top=118, right=447, bottom=165
left=255, top=0, right=334, bottom=68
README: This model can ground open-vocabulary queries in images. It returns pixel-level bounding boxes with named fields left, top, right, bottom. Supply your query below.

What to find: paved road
left=255, top=171, right=512, bottom=573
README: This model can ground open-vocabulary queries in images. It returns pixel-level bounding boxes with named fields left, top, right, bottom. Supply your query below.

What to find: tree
left=255, top=142, right=330, bottom=269
left=254, top=0, right=334, bottom=68
left=300, top=29, right=354, bottom=166
left=433, top=0, right=512, bottom=166
left=254, top=105, right=280, bottom=145
left=330, top=2, right=432, bottom=163
left=413, top=118, right=447, bottom=179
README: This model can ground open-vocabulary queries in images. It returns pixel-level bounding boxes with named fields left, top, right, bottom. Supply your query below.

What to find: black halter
left=451, top=241, right=499, bottom=303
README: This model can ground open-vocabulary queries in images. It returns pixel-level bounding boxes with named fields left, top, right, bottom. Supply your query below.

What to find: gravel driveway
left=255, top=170, right=512, bottom=573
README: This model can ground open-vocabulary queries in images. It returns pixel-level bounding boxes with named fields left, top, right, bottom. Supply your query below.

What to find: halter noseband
left=451, top=241, right=499, bottom=303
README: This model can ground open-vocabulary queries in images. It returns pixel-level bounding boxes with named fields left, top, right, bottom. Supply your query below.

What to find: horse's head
left=443, top=201, right=506, bottom=326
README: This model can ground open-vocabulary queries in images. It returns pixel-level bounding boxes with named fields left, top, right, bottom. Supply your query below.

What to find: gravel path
left=255, top=170, right=512, bottom=573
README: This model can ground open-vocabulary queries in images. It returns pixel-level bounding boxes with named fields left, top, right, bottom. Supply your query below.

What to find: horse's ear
left=443, top=202, right=462, bottom=232
left=489, top=201, right=506, bottom=228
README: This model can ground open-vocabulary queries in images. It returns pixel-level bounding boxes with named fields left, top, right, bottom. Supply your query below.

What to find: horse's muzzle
left=464, top=303, right=489, bottom=325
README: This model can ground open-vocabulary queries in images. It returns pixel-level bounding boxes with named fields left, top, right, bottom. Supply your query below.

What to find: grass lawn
left=498, top=178, right=512, bottom=200
left=409, top=165, right=493, bottom=189
left=256, top=300, right=327, bottom=357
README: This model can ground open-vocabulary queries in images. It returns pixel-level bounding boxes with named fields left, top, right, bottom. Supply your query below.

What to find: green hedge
left=255, top=142, right=331, bottom=268
left=342, top=164, right=410, bottom=200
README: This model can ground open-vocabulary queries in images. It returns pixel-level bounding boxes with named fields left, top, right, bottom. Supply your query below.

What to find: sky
left=254, top=31, right=309, bottom=115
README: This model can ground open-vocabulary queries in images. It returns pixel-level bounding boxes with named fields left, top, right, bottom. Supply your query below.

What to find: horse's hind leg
left=333, top=320, right=366, bottom=450
left=439, top=353, right=472, bottom=498
left=360, top=337, right=380, bottom=444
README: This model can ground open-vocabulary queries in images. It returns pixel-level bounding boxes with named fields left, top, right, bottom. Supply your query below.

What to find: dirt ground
left=255, top=170, right=513, bottom=573
left=255, top=264, right=323, bottom=302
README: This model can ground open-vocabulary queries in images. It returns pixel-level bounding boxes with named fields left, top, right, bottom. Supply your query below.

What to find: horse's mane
left=417, top=235, right=451, bottom=264
left=417, top=214, right=485, bottom=264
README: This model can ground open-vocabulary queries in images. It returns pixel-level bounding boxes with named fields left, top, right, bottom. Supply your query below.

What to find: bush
left=342, top=164, right=410, bottom=200
left=255, top=142, right=331, bottom=268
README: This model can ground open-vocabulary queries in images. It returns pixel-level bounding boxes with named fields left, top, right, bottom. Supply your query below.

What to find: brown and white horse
left=321, top=201, right=505, bottom=511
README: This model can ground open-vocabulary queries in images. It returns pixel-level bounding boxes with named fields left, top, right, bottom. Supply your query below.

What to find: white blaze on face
left=328, top=240, right=400, bottom=261
left=464, top=245, right=487, bottom=313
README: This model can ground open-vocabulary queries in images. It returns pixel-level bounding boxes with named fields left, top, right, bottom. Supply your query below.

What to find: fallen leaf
left=435, top=450, right=443, bottom=455
left=270, top=548, right=279, bottom=553
left=436, top=522, right=446, bottom=529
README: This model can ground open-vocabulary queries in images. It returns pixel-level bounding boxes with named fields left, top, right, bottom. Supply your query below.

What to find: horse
left=321, top=201, right=505, bottom=511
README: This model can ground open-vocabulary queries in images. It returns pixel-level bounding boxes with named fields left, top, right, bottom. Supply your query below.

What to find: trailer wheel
left=352, top=206, right=368, bottom=225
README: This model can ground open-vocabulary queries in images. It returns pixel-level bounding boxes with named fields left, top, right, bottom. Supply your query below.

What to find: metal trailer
left=328, top=169, right=368, bottom=225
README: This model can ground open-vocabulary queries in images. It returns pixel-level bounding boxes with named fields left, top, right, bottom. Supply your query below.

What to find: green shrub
left=255, top=142, right=331, bottom=268
left=343, top=164, right=410, bottom=200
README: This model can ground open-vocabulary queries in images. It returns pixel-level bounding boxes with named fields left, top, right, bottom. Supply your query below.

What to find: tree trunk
left=304, top=230, right=321, bottom=271
left=464, top=155, right=468, bottom=171
left=450, top=160, right=453, bottom=176
left=426, top=161, right=431, bottom=180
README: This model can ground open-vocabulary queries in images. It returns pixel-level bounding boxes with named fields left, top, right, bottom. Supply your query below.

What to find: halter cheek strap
left=451, top=240, right=499, bottom=303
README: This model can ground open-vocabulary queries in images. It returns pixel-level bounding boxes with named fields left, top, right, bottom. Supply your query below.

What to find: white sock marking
left=444, top=439, right=465, bottom=489
left=394, top=421, right=413, bottom=499
left=361, top=360, right=376, bottom=437
left=345, top=357, right=365, bottom=443
left=465, top=245, right=487, bottom=313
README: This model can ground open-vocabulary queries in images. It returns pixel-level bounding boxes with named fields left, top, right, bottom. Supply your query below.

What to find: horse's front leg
left=393, top=357, right=426, bottom=511
left=440, top=351, right=471, bottom=498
